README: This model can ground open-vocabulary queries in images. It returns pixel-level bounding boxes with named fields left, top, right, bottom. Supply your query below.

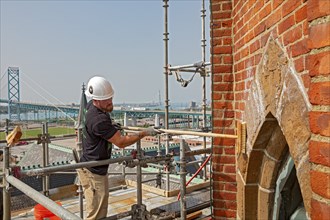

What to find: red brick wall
left=307, top=0, right=330, bottom=219
left=211, top=0, right=330, bottom=219
left=211, top=0, right=236, bottom=219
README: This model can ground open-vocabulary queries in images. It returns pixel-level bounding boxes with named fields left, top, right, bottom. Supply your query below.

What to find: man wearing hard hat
left=78, top=76, right=159, bottom=220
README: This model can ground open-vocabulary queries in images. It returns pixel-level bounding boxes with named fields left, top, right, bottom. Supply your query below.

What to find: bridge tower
left=7, top=67, right=21, bottom=121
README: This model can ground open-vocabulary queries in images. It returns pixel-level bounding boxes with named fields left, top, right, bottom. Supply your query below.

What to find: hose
left=177, top=153, right=212, bottom=200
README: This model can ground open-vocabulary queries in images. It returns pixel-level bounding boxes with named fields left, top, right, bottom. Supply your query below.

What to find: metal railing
left=1, top=121, right=242, bottom=220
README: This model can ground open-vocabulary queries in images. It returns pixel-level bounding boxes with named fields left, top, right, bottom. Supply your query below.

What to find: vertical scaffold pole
left=201, top=0, right=208, bottom=181
left=3, top=119, right=11, bottom=219
left=163, top=0, right=170, bottom=192
left=179, top=139, right=187, bottom=219
left=136, top=140, right=142, bottom=206
left=42, top=122, right=50, bottom=197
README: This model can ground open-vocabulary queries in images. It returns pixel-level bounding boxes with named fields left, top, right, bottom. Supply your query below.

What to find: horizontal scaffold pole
left=21, top=156, right=132, bottom=177
left=20, top=155, right=174, bottom=177
left=19, top=149, right=211, bottom=177
left=168, top=62, right=211, bottom=71
left=6, top=175, right=81, bottom=220
left=122, top=155, right=172, bottom=167
left=123, top=126, right=238, bottom=139
left=0, top=134, right=77, bottom=144
left=184, top=148, right=211, bottom=156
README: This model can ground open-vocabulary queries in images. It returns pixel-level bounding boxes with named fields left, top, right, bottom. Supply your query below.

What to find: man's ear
left=92, top=99, right=99, bottom=106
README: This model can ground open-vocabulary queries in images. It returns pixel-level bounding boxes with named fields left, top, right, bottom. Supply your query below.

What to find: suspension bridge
left=0, top=67, right=211, bottom=129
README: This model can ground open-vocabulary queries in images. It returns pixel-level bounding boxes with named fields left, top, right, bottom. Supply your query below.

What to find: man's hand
left=143, top=127, right=162, bottom=136
left=111, top=119, right=122, bottom=130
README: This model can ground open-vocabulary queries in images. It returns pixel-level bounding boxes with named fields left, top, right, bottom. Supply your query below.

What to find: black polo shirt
left=80, top=101, right=117, bottom=175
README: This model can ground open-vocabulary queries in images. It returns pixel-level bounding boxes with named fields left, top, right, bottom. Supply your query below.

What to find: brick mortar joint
left=212, top=16, right=232, bottom=21
left=312, top=192, right=330, bottom=205
left=311, top=75, right=330, bottom=83
left=309, top=15, right=330, bottom=27
left=212, top=151, right=235, bottom=155
left=311, top=163, right=330, bottom=173
left=310, top=46, right=330, bottom=55
left=213, top=27, right=233, bottom=31
left=213, top=145, right=236, bottom=149
left=212, top=207, right=237, bottom=211
left=213, top=81, right=234, bottom=84
left=213, top=63, right=233, bottom=66
left=311, top=134, right=330, bottom=142
left=213, top=9, right=232, bottom=14
left=213, top=118, right=237, bottom=121
left=311, top=105, right=330, bottom=112
left=212, top=198, right=237, bottom=202
left=212, top=207, right=237, bottom=212
left=212, top=189, right=237, bottom=193
left=212, top=18, right=232, bottom=22
left=212, top=0, right=231, bottom=5
left=293, top=53, right=308, bottom=61
left=212, top=36, right=233, bottom=40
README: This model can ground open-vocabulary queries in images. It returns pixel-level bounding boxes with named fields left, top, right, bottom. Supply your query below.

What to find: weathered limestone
left=237, top=37, right=312, bottom=218
left=259, top=155, right=280, bottom=189
left=265, top=125, right=288, bottom=160
left=258, top=188, right=275, bottom=220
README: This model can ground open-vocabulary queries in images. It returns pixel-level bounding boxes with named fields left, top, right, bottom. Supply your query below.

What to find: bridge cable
left=0, top=71, right=7, bottom=81
left=20, top=74, right=76, bottom=122
left=21, top=79, right=76, bottom=122
left=0, top=71, right=8, bottom=98
left=21, top=73, right=70, bottom=106
left=0, top=81, right=7, bottom=98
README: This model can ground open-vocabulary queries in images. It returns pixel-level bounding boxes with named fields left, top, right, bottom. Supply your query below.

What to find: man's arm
left=108, top=128, right=159, bottom=148
left=108, top=131, right=146, bottom=148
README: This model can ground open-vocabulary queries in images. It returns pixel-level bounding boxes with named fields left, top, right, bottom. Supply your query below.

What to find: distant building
left=189, top=101, right=196, bottom=109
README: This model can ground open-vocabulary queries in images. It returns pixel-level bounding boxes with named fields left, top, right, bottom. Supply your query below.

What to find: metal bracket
left=131, top=204, right=152, bottom=220
left=37, top=133, right=51, bottom=144
left=4, top=168, right=10, bottom=191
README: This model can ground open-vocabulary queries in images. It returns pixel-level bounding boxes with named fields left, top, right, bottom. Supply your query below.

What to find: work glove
left=144, top=127, right=162, bottom=136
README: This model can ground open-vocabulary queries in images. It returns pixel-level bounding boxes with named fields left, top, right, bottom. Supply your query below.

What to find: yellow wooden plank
left=187, top=210, right=203, bottom=220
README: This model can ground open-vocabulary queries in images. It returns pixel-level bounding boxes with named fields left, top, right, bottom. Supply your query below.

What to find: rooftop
left=7, top=137, right=211, bottom=219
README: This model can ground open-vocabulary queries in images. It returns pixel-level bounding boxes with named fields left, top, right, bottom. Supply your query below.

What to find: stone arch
left=237, top=37, right=312, bottom=219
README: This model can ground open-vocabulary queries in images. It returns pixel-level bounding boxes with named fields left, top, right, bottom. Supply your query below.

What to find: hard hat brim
left=85, top=90, right=114, bottom=100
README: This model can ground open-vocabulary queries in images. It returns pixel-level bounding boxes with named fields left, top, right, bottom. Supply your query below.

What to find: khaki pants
left=77, top=169, right=109, bottom=220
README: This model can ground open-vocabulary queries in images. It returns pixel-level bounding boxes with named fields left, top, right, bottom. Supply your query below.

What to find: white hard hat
left=85, top=76, right=114, bottom=100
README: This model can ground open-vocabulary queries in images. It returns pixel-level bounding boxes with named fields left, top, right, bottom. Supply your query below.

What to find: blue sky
left=1, top=0, right=210, bottom=105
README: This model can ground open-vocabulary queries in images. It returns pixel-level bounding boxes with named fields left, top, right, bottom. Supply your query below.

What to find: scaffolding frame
left=1, top=120, right=243, bottom=219
left=163, top=0, right=211, bottom=190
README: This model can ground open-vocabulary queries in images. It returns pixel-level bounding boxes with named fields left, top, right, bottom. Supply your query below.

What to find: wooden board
left=126, top=180, right=210, bottom=197
left=187, top=210, right=203, bottom=220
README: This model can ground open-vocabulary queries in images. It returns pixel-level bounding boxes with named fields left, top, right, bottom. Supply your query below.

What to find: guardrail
left=2, top=121, right=244, bottom=219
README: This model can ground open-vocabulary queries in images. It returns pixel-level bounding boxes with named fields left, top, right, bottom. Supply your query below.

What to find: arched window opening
left=273, top=154, right=307, bottom=220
